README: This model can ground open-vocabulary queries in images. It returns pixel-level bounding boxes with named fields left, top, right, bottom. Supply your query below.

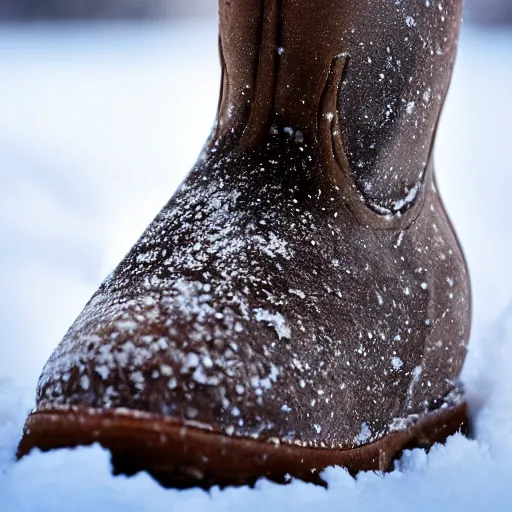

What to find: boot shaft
left=215, top=0, right=462, bottom=213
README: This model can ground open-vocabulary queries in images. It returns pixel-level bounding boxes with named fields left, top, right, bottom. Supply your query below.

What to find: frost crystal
left=254, top=309, right=291, bottom=340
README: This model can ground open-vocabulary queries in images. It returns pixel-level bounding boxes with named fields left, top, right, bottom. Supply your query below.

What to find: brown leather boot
left=18, top=0, right=470, bottom=488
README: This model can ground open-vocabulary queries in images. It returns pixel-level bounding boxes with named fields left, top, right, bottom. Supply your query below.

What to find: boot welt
left=16, top=403, right=468, bottom=489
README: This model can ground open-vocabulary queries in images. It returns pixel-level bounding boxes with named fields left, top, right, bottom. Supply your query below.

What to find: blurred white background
left=0, top=0, right=509, bottom=23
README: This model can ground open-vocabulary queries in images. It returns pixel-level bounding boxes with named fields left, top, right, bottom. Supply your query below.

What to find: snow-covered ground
left=0, top=20, right=511, bottom=511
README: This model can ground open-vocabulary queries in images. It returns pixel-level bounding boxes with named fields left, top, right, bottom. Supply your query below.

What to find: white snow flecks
left=393, top=182, right=420, bottom=212
left=391, top=356, right=404, bottom=371
left=406, top=365, right=423, bottom=409
left=256, top=232, right=291, bottom=259
left=388, top=413, right=420, bottom=432
left=354, top=422, right=372, bottom=445
left=406, top=16, right=417, bottom=28
left=254, top=309, right=291, bottom=340
left=289, top=289, right=306, bottom=299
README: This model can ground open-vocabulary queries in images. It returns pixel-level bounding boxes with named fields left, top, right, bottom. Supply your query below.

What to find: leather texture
left=36, top=0, right=470, bottom=450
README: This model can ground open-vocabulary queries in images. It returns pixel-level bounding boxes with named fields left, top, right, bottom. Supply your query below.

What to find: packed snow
left=1, top=21, right=512, bottom=511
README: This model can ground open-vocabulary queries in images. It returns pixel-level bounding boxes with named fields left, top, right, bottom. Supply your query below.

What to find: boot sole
left=17, top=403, right=468, bottom=489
